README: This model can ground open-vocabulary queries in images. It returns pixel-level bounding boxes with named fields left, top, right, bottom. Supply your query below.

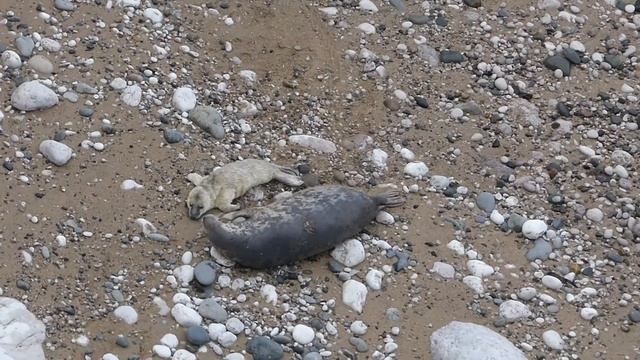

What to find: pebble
left=349, top=337, right=369, bottom=352
left=1, top=50, right=22, bottom=68
left=404, top=161, right=428, bottom=178
left=143, top=8, right=163, bottom=23
left=580, top=308, right=598, bottom=320
left=198, top=298, right=228, bottom=322
left=120, top=85, right=142, bottom=107
left=172, top=87, right=197, bottom=112
left=357, top=23, right=376, bottom=34
left=365, top=269, right=383, bottom=290
left=39, top=140, right=73, bottom=166
left=331, top=239, right=365, bottom=267
left=522, top=220, right=547, bottom=240
left=541, top=275, right=563, bottom=290
left=113, top=306, right=138, bottom=325
left=431, top=322, right=526, bottom=359
left=115, top=335, right=129, bottom=348
left=171, top=304, right=202, bottom=327
left=292, top=324, right=315, bottom=345
left=173, top=349, right=196, bottom=360
left=288, top=135, right=337, bottom=153
left=15, top=36, right=35, bottom=57
left=226, top=318, right=245, bottom=335
left=526, top=239, right=553, bottom=261
left=218, top=332, right=238, bottom=347
left=27, top=56, right=54, bottom=74
left=543, top=55, right=571, bottom=76
left=194, top=261, right=217, bottom=286
left=153, top=345, right=172, bottom=358
left=499, top=300, right=531, bottom=322
left=342, top=280, right=367, bottom=313
left=494, top=78, right=508, bottom=90
left=11, top=81, right=59, bottom=111
left=246, top=336, right=283, bottom=360
left=164, top=129, right=184, bottom=144
left=121, top=179, right=143, bottom=191
left=466, top=260, right=494, bottom=278
left=432, top=262, right=455, bottom=279
left=54, top=0, right=75, bottom=11
left=476, top=192, right=495, bottom=212
left=375, top=211, right=395, bottom=225
left=586, top=208, right=604, bottom=222
left=189, top=106, right=225, bottom=139
left=186, top=326, right=210, bottom=346
left=160, top=333, right=179, bottom=348
left=440, top=50, right=465, bottom=63
left=542, top=330, right=565, bottom=350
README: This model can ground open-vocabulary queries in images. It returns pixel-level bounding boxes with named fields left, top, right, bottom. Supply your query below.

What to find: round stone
left=585, top=208, right=604, bottom=222
left=494, top=78, right=508, bottom=90
left=186, top=326, right=209, bottom=346
left=542, top=330, right=565, bottom=350
left=225, top=317, right=245, bottom=335
left=39, top=140, right=73, bottom=166
left=172, top=87, right=197, bottom=112
left=194, top=261, right=218, bottom=286
left=12, top=81, right=59, bottom=111
left=164, top=129, right=184, bottom=143
left=114, top=306, right=138, bottom=325
left=198, top=298, right=228, bottom=322
left=541, top=275, right=563, bottom=290
left=292, top=324, right=315, bottom=345
left=522, top=220, right=547, bottom=240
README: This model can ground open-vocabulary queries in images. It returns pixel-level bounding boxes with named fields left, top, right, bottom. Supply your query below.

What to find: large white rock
left=171, top=304, right=202, bottom=327
left=466, top=260, right=494, bottom=278
left=143, top=8, right=163, bottom=23
left=522, top=219, right=547, bottom=240
left=172, top=87, right=197, bottom=112
left=120, top=85, right=142, bottom=106
left=342, top=280, right=367, bottom=313
left=430, top=321, right=526, bottom=360
left=404, top=161, right=428, bottom=178
left=288, top=135, right=337, bottom=153
left=331, top=239, right=365, bottom=267
left=114, top=305, right=138, bottom=325
left=0, top=297, right=46, bottom=360
left=11, top=81, right=58, bottom=111
left=499, top=300, right=531, bottom=322
left=39, top=140, right=73, bottom=166
left=292, top=324, right=315, bottom=345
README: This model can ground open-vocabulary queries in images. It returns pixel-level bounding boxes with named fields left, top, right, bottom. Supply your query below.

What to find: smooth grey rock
left=386, top=308, right=401, bottom=321
left=629, top=310, right=640, bottom=323
left=246, top=336, right=284, bottom=360
left=440, top=50, right=465, bottom=63
left=27, top=55, right=54, bottom=74
left=194, top=261, right=217, bottom=286
left=507, top=214, right=526, bottom=232
left=476, top=192, right=495, bottom=212
left=417, top=45, right=439, bottom=67
left=164, top=129, right=184, bottom=143
left=198, top=298, right=228, bottom=322
left=526, top=239, right=552, bottom=261
left=389, top=0, right=406, bottom=12
left=543, top=55, right=571, bottom=76
left=54, top=0, right=75, bottom=10
left=39, top=140, right=72, bottom=166
left=349, top=337, right=369, bottom=352
left=15, top=37, right=35, bottom=57
left=563, top=48, right=581, bottom=64
left=431, top=321, right=526, bottom=360
left=186, top=326, right=209, bottom=346
left=303, top=352, right=322, bottom=360
left=463, top=0, right=481, bottom=7
left=189, top=106, right=225, bottom=139
left=115, top=335, right=129, bottom=348
left=11, top=81, right=59, bottom=111
left=407, top=14, right=430, bottom=25
left=79, top=106, right=94, bottom=117
left=0, top=297, right=46, bottom=360
left=74, top=82, right=99, bottom=94
left=63, top=91, right=79, bottom=103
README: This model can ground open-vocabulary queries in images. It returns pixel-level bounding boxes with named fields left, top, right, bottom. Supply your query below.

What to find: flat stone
left=440, top=50, right=465, bottom=63
left=11, top=81, right=59, bottom=111
left=189, top=106, right=225, bottom=139
left=39, top=140, right=72, bottom=166
left=194, top=261, right=218, bottom=286
left=476, top=192, right=495, bottom=212
left=543, top=55, right=571, bottom=76
left=54, top=0, right=75, bottom=11
left=15, top=36, right=35, bottom=57
left=27, top=55, right=54, bottom=74
left=246, top=336, right=284, bottom=360
left=463, top=0, right=481, bottom=7
left=563, top=48, right=581, bottom=64
left=198, top=298, right=228, bottom=322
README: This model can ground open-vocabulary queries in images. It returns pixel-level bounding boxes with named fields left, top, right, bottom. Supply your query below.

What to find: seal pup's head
left=186, top=173, right=214, bottom=220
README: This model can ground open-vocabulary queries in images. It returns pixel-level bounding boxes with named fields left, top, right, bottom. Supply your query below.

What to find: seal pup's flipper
left=220, top=208, right=258, bottom=222
left=274, top=166, right=304, bottom=187
left=372, top=188, right=405, bottom=208
left=187, top=173, right=205, bottom=185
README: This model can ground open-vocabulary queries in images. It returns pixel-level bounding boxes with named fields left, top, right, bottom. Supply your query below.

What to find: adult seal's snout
left=203, top=185, right=405, bottom=269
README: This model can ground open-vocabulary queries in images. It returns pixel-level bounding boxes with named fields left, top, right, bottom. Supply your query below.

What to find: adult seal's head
left=203, top=185, right=405, bottom=269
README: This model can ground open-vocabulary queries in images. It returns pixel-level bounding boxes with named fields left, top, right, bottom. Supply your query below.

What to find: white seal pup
left=186, top=159, right=304, bottom=219
left=202, top=185, right=405, bottom=268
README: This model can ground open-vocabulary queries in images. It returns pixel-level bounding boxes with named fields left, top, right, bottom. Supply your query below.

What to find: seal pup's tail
left=274, top=165, right=305, bottom=187
left=373, top=188, right=406, bottom=208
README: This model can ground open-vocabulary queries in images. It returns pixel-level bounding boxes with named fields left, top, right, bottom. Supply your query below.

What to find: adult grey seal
left=202, top=185, right=405, bottom=268
left=186, top=158, right=304, bottom=219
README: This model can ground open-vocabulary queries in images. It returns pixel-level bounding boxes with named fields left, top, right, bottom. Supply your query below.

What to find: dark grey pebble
left=463, top=0, right=481, bottom=7
left=563, top=48, right=581, bottom=64
left=543, top=55, right=571, bottom=76
left=508, top=213, right=526, bottom=232
left=3, top=160, right=14, bottom=171
left=440, top=50, right=465, bottom=63
left=328, top=259, right=345, bottom=273
left=607, top=250, right=624, bottom=264
left=302, top=352, right=322, bottom=360
left=17, top=279, right=30, bottom=290
left=246, top=336, right=284, bottom=360
left=435, top=16, right=448, bottom=27
left=79, top=107, right=94, bottom=117
left=415, top=96, right=428, bottom=108
left=272, top=335, right=292, bottom=344
left=186, top=326, right=210, bottom=346
left=629, top=310, right=640, bottom=323
left=556, top=102, right=571, bottom=116
left=116, top=335, right=130, bottom=348
left=526, top=239, right=552, bottom=261
left=604, top=54, right=623, bottom=68
left=148, top=233, right=169, bottom=242
left=163, top=129, right=184, bottom=143
left=102, top=123, right=116, bottom=135
left=349, top=337, right=369, bottom=353
left=54, top=131, right=66, bottom=142
left=74, top=82, right=99, bottom=94
left=198, top=298, right=228, bottom=322
left=194, top=260, right=218, bottom=286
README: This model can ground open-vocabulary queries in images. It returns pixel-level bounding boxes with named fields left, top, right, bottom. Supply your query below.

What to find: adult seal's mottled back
left=203, top=185, right=405, bottom=269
